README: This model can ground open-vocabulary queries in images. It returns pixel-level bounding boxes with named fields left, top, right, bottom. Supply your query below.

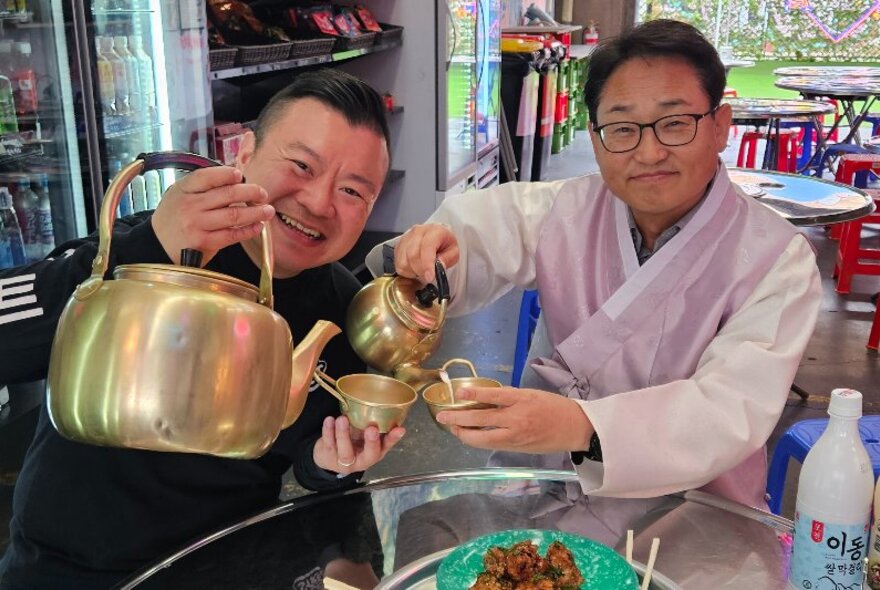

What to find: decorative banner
left=789, top=0, right=880, bottom=43
left=640, top=0, right=880, bottom=60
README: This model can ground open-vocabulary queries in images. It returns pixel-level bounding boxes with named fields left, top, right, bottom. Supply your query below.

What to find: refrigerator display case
left=0, top=0, right=89, bottom=269
left=78, top=0, right=213, bottom=217
left=438, top=0, right=500, bottom=193
left=475, top=0, right=501, bottom=187
left=0, top=0, right=213, bottom=271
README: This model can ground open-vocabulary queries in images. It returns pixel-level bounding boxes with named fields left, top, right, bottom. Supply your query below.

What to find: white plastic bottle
left=144, top=171, right=161, bottom=209
left=130, top=175, right=147, bottom=212
left=128, top=35, right=155, bottom=117
left=114, top=36, right=141, bottom=118
left=789, top=389, right=874, bottom=589
left=98, top=36, right=129, bottom=116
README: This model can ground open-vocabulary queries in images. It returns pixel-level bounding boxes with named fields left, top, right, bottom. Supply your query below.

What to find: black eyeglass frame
left=591, top=106, right=720, bottom=154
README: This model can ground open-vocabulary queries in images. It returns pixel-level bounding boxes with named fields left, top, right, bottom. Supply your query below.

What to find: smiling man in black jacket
left=0, top=69, right=403, bottom=589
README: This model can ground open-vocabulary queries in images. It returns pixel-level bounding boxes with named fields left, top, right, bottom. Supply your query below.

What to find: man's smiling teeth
left=278, top=213, right=323, bottom=239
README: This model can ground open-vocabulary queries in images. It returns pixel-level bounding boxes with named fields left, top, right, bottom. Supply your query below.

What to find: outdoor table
left=724, top=97, right=836, bottom=171
left=116, top=468, right=797, bottom=590
left=722, top=58, right=755, bottom=76
left=730, top=167, right=875, bottom=226
left=774, top=76, right=880, bottom=147
left=774, top=66, right=880, bottom=79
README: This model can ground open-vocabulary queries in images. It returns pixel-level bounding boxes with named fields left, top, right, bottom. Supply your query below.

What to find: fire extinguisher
left=583, top=21, right=599, bottom=45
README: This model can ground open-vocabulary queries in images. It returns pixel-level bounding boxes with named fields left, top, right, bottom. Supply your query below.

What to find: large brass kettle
left=46, top=152, right=340, bottom=459
left=346, top=260, right=453, bottom=390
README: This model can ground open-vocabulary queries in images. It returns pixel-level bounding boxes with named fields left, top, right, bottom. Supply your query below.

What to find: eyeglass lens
left=600, top=114, right=699, bottom=153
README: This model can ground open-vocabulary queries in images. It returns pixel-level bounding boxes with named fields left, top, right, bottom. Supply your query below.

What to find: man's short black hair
left=254, top=69, right=391, bottom=153
left=584, top=19, right=725, bottom=125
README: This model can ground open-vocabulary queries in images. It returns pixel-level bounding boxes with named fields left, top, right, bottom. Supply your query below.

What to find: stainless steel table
left=775, top=76, right=880, bottom=148
left=774, top=66, right=880, bottom=79
left=730, top=168, right=875, bottom=226
left=722, top=58, right=755, bottom=76
left=116, top=469, right=797, bottom=590
left=724, top=97, right=836, bottom=171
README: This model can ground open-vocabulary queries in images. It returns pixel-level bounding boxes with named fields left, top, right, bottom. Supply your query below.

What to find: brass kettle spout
left=285, top=320, right=343, bottom=427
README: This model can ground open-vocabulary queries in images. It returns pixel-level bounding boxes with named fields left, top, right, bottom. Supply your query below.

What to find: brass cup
left=313, top=371, right=417, bottom=433
left=422, top=376, right=502, bottom=433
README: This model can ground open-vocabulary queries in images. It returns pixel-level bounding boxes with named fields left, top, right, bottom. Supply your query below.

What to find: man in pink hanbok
left=367, top=19, right=821, bottom=544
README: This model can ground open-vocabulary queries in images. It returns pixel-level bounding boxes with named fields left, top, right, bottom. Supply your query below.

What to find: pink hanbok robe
left=366, top=165, right=821, bottom=544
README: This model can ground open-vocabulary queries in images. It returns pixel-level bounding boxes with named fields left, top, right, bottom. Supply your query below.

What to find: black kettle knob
left=415, top=260, right=450, bottom=307
left=180, top=248, right=203, bottom=268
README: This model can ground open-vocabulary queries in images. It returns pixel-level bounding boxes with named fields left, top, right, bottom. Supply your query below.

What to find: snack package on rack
left=206, top=0, right=289, bottom=44
left=308, top=6, right=340, bottom=37
left=207, top=20, right=228, bottom=48
left=249, top=4, right=307, bottom=40
left=334, top=7, right=364, bottom=37
left=214, top=121, right=248, bottom=166
left=354, top=5, right=383, bottom=33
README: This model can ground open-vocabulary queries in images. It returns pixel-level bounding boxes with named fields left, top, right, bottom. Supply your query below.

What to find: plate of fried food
left=436, top=529, right=638, bottom=590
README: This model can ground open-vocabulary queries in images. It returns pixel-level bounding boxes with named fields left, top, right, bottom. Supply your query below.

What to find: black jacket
left=0, top=213, right=365, bottom=588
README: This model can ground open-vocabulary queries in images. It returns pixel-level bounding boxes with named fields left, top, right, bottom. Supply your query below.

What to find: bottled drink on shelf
left=128, top=35, right=155, bottom=118
left=0, top=75, right=18, bottom=134
left=130, top=174, right=146, bottom=212
left=12, top=175, right=42, bottom=261
left=32, top=173, right=54, bottom=256
left=0, top=40, right=13, bottom=78
left=95, top=37, right=117, bottom=116
left=14, top=0, right=25, bottom=14
left=144, top=171, right=161, bottom=209
left=108, top=157, right=132, bottom=216
left=12, top=41, right=37, bottom=115
left=114, top=36, right=141, bottom=119
left=97, top=36, right=130, bottom=116
left=788, top=389, right=874, bottom=589
left=0, top=185, right=26, bottom=266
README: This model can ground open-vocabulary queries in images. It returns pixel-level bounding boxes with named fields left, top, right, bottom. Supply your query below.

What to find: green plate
left=436, top=529, right=638, bottom=590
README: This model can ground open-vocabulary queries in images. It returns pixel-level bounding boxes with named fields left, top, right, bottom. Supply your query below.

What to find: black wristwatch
left=571, top=433, right=603, bottom=465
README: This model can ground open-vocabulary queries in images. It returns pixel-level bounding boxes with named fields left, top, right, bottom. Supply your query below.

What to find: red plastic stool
left=833, top=184, right=880, bottom=294
left=835, top=153, right=880, bottom=186
left=869, top=302, right=880, bottom=350
left=736, top=128, right=798, bottom=172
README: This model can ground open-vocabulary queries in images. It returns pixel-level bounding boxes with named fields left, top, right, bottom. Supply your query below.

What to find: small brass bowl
left=314, top=371, right=417, bottom=433
left=423, top=376, right=501, bottom=433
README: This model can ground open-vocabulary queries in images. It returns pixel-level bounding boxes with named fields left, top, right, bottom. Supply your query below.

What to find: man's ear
left=712, top=103, right=733, bottom=153
left=235, top=130, right=257, bottom=169
left=588, top=126, right=602, bottom=155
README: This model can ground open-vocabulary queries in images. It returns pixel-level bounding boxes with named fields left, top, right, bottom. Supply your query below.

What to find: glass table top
left=117, top=469, right=796, bottom=590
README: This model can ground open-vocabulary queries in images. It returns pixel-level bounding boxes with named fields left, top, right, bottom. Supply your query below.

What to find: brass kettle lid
left=387, top=260, right=450, bottom=331
left=114, top=263, right=260, bottom=302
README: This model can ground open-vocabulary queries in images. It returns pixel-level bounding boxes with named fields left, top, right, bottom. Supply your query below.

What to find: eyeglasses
left=592, top=108, right=718, bottom=154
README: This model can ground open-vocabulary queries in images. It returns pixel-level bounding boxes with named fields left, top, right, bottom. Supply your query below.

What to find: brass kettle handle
left=88, top=151, right=274, bottom=307
left=440, top=358, right=478, bottom=377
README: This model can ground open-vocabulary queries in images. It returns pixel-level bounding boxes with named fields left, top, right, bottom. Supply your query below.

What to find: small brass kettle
left=46, top=152, right=341, bottom=459
left=346, top=260, right=453, bottom=390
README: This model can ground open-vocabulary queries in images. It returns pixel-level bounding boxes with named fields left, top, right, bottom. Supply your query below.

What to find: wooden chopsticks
left=324, top=577, right=361, bottom=590
left=626, top=530, right=661, bottom=590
